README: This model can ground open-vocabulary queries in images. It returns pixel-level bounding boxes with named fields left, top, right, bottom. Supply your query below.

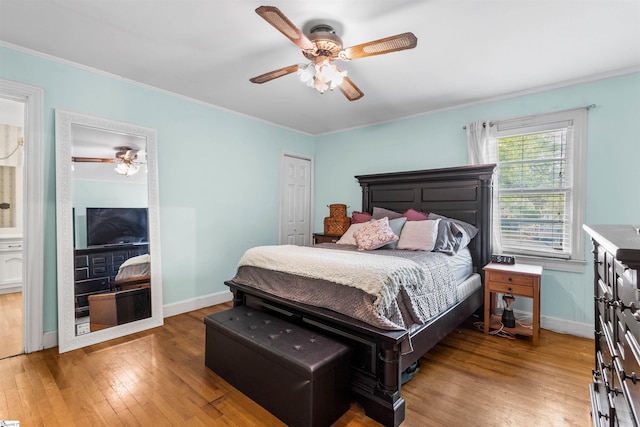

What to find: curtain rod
left=461, top=104, right=596, bottom=130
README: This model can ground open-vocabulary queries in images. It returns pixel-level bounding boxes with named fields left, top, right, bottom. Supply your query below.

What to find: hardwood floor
left=0, top=303, right=593, bottom=426
left=0, top=292, right=23, bottom=360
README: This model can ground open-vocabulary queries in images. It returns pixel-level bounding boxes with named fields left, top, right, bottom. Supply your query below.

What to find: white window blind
left=497, top=123, right=573, bottom=258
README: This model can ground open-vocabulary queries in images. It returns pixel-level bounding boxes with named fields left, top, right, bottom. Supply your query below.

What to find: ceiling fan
left=72, top=146, right=144, bottom=176
left=250, top=6, right=418, bottom=101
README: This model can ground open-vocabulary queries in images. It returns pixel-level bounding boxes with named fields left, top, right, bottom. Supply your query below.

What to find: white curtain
left=466, top=120, right=502, bottom=254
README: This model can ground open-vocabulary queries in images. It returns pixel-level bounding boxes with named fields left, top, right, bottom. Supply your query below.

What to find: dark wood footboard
left=226, top=279, right=484, bottom=427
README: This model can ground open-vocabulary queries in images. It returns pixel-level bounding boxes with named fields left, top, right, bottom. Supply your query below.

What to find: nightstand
left=312, top=233, right=342, bottom=245
left=483, top=262, right=543, bottom=345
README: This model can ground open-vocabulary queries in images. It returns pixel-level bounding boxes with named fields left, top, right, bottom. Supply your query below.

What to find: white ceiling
left=1, top=0, right=639, bottom=135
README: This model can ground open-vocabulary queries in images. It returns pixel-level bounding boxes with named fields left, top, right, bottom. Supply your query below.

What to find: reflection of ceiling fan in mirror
left=250, top=6, right=418, bottom=100
left=72, top=146, right=145, bottom=176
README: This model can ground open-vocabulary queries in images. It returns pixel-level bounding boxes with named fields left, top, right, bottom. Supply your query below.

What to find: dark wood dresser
left=584, top=224, right=640, bottom=426
left=74, top=243, right=149, bottom=317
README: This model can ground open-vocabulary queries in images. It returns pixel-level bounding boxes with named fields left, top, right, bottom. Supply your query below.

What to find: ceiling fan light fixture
left=297, top=58, right=347, bottom=94
left=114, top=159, right=140, bottom=176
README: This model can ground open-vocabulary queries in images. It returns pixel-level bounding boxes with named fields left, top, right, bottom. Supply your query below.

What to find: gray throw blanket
left=237, top=245, right=457, bottom=330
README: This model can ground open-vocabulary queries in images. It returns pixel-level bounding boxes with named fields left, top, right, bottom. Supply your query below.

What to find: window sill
left=506, top=254, right=586, bottom=273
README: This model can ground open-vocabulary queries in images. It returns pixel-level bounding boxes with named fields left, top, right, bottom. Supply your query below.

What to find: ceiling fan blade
left=339, top=76, right=364, bottom=101
left=72, top=157, right=115, bottom=163
left=341, top=32, right=418, bottom=60
left=255, top=6, right=314, bottom=51
left=250, top=64, right=299, bottom=84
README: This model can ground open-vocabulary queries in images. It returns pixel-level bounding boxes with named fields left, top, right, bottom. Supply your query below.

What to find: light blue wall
left=3, top=42, right=638, bottom=334
left=315, top=72, right=640, bottom=326
left=0, top=46, right=315, bottom=333
left=73, top=179, right=148, bottom=249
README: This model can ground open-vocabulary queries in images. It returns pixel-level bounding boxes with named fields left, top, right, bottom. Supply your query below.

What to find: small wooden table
left=312, top=233, right=342, bottom=245
left=483, top=263, right=543, bottom=345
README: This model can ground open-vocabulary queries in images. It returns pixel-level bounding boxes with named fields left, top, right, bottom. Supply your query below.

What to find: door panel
left=280, top=155, right=311, bottom=245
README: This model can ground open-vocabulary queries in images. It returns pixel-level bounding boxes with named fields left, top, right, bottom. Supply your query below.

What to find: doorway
left=0, top=79, right=44, bottom=355
left=279, top=154, right=312, bottom=245
left=0, top=96, right=25, bottom=358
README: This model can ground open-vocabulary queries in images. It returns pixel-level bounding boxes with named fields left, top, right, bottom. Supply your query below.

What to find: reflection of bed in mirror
left=87, top=253, right=152, bottom=331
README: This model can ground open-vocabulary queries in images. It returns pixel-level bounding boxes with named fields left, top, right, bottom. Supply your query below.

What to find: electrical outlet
left=76, top=322, right=90, bottom=335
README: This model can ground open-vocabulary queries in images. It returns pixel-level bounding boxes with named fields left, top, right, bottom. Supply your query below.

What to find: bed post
left=352, top=341, right=406, bottom=427
left=361, top=182, right=371, bottom=213
left=477, top=168, right=494, bottom=281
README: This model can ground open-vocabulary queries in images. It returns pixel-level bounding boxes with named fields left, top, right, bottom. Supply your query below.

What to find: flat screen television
left=86, top=207, right=149, bottom=247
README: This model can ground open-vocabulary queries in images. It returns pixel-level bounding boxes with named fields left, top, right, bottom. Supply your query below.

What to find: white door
left=280, top=154, right=312, bottom=245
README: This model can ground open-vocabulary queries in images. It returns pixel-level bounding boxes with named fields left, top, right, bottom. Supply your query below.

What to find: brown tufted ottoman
left=204, top=306, right=351, bottom=427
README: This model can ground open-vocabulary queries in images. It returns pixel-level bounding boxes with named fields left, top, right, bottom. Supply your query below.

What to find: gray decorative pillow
left=372, top=207, right=402, bottom=220
left=428, top=213, right=478, bottom=254
left=380, top=217, right=407, bottom=249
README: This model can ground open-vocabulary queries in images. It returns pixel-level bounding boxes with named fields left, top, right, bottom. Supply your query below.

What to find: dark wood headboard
left=355, top=164, right=496, bottom=276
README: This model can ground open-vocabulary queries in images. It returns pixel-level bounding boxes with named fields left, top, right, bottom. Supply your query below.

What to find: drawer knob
left=615, top=300, right=640, bottom=320
left=508, top=287, right=513, bottom=292
left=508, top=277, right=512, bottom=282
left=620, top=369, right=639, bottom=385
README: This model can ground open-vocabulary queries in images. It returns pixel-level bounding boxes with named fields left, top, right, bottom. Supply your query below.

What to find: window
left=468, top=108, right=588, bottom=272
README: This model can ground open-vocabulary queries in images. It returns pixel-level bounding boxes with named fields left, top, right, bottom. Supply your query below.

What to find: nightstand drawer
left=489, top=271, right=534, bottom=286
left=488, top=281, right=534, bottom=297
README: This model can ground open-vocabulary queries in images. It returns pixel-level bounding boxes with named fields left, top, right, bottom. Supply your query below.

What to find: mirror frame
left=55, top=109, right=163, bottom=353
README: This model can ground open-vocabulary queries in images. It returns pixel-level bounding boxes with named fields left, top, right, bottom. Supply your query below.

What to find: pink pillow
left=402, top=208, right=429, bottom=221
left=353, top=217, right=399, bottom=251
left=352, top=211, right=373, bottom=224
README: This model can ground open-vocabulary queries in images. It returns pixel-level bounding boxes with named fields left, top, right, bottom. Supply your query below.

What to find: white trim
left=43, top=330, right=58, bottom=349
left=0, top=41, right=312, bottom=137
left=0, top=285, right=22, bottom=295
left=317, top=66, right=640, bottom=136
left=3, top=41, right=637, bottom=138
left=513, top=254, right=586, bottom=273
left=162, top=290, right=233, bottom=318
left=0, top=79, right=44, bottom=353
left=42, top=291, right=234, bottom=349
left=513, top=309, right=593, bottom=339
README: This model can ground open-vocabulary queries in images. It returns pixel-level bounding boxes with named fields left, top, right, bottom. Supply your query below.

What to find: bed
left=112, top=253, right=151, bottom=291
left=88, top=254, right=152, bottom=331
left=225, top=164, right=495, bottom=427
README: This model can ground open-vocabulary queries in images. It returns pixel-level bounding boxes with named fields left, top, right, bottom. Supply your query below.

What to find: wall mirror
left=55, top=109, right=163, bottom=353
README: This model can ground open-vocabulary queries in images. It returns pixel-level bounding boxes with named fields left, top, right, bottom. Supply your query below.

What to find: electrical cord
left=473, top=321, right=515, bottom=339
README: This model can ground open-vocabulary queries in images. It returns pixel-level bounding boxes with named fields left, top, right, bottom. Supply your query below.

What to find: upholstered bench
left=204, top=306, right=351, bottom=427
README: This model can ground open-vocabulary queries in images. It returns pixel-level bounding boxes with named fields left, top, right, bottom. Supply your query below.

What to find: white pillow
left=397, top=219, right=441, bottom=251
left=335, top=222, right=369, bottom=245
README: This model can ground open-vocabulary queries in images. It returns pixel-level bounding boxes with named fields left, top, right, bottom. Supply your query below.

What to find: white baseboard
left=512, top=309, right=593, bottom=338
left=0, top=284, right=22, bottom=295
left=162, top=290, right=233, bottom=318
left=40, top=290, right=233, bottom=351
left=43, top=331, right=57, bottom=349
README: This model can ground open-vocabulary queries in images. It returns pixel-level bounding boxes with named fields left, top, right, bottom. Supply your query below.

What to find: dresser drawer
left=488, top=280, right=534, bottom=297
left=489, top=271, right=535, bottom=286
left=75, top=277, right=110, bottom=295
left=618, top=330, right=640, bottom=424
